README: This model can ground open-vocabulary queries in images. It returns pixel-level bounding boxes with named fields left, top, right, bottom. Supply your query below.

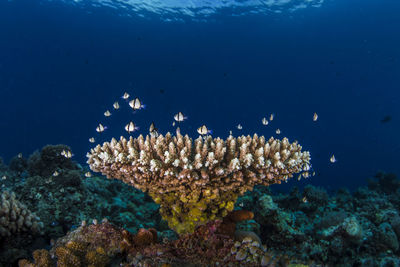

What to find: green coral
left=151, top=190, right=239, bottom=234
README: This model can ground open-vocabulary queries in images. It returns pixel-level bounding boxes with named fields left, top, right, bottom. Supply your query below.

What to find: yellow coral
left=65, top=241, right=87, bottom=256
left=18, top=249, right=52, bottom=267
left=85, top=247, right=109, bottom=267
left=87, top=132, right=311, bottom=234
left=56, top=246, right=82, bottom=267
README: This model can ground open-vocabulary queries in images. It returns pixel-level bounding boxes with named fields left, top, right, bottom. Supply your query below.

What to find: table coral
left=87, top=132, right=311, bottom=234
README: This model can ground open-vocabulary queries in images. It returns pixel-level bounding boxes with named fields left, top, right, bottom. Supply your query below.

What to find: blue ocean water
left=0, top=0, right=399, bottom=194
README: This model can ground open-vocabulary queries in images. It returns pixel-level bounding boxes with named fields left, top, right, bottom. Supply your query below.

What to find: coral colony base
left=86, top=132, right=311, bottom=234
left=0, top=145, right=400, bottom=266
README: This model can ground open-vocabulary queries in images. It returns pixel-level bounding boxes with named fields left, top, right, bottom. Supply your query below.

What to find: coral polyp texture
left=0, top=191, right=43, bottom=237
left=87, top=132, right=311, bottom=234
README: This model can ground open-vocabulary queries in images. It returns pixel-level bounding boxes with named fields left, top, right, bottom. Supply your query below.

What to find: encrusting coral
left=87, top=131, right=311, bottom=234
left=0, top=190, right=43, bottom=237
left=19, top=220, right=127, bottom=267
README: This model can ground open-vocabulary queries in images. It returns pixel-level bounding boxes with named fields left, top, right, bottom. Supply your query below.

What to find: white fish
left=89, top=137, right=95, bottom=143
left=330, top=155, right=336, bottom=163
left=113, top=101, right=120, bottom=110
left=262, top=117, right=269, bottom=125
left=176, top=127, right=181, bottom=136
left=313, top=112, right=318, bottom=121
left=129, top=98, right=145, bottom=110
left=85, top=172, right=92, bottom=178
left=270, top=114, right=274, bottom=121
left=172, top=121, right=176, bottom=127
left=125, top=122, right=139, bottom=134
left=61, top=150, right=72, bottom=158
left=122, top=92, right=130, bottom=100
left=1, top=175, right=6, bottom=180
left=302, top=197, right=308, bottom=203
left=96, top=123, right=106, bottom=133
left=229, top=130, right=233, bottom=135
left=53, top=170, right=59, bottom=177
left=149, top=122, right=156, bottom=133
left=197, top=125, right=212, bottom=135
left=174, top=112, right=187, bottom=122
left=149, top=122, right=159, bottom=137
left=275, top=129, right=281, bottom=135
left=17, top=153, right=22, bottom=159
left=236, top=124, right=243, bottom=130
left=104, top=110, right=111, bottom=117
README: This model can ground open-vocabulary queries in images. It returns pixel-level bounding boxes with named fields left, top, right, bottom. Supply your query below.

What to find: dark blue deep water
left=0, top=0, right=399, bottom=192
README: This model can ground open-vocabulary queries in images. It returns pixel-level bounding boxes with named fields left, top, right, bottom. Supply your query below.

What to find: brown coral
left=133, top=228, right=158, bottom=247
left=0, top=190, right=43, bottom=237
left=87, top=132, right=311, bottom=234
left=85, top=246, right=109, bottom=267
left=21, top=221, right=308, bottom=267
left=18, top=249, right=52, bottom=267
left=217, top=210, right=254, bottom=238
left=19, top=221, right=129, bottom=267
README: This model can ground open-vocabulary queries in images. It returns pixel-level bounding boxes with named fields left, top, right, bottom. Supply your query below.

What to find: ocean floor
left=1, top=144, right=400, bottom=266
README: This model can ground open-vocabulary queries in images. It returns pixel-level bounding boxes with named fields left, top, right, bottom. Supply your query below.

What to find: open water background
left=0, top=0, right=399, bottom=191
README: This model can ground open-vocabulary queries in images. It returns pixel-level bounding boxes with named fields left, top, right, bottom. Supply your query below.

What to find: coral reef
left=2, top=143, right=400, bottom=267
left=0, top=190, right=43, bottom=238
left=0, top=157, right=8, bottom=174
left=368, top=171, right=400, bottom=194
left=87, top=132, right=311, bottom=234
left=27, top=145, right=78, bottom=177
left=19, top=220, right=128, bottom=267
left=20, top=219, right=309, bottom=267
left=0, top=145, right=159, bottom=266
left=8, top=155, right=28, bottom=174
left=235, top=182, right=400, bottom=265
left=10, top=145, right=159, bottom=236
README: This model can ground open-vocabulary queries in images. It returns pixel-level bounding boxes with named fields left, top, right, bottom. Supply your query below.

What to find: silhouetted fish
left=380, top=115, right=392, bottom=123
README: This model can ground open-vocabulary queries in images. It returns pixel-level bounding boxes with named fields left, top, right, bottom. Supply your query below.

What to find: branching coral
left=0, top=191, right=43, bottom=237
left=87, top=132, right=311, bottom=234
